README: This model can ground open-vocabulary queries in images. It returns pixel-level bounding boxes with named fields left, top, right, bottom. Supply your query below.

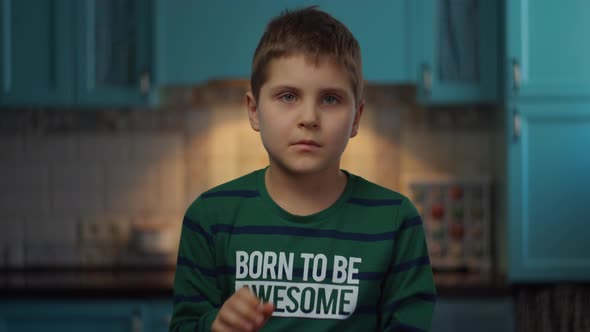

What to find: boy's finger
left=237, top=286, right=262, bottom=305
left=254, top=302, right=274, bottom=329
left=227, top=297, right=265, bottom=328
left=212, top=318, right=239, bottom=332
left=217, top=308, right=255, bottom=332
left=260, top=302, right=275, bottom=317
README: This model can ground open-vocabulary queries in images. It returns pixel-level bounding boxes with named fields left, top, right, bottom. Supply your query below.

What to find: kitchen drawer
left=0, top=299, right=175, bottom=332
left=431, top=297, right=515, bottom=332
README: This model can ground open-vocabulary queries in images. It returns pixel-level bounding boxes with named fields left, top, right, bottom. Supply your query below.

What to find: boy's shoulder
left=348, top=171, right=408, bottom=202
left=200, top=169, right=262, bottom=198
left=185, top=169, right=263, bottom=214
left=348, top=172, right=419, bottom=222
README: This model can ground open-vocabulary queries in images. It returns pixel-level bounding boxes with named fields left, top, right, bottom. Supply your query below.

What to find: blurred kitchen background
left=1, top=0, right=589, bottom=331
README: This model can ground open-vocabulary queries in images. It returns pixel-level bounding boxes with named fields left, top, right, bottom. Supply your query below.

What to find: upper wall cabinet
left=76, top=0, right=154, bottom=106
left=507, top=0, right=590, bottom=99
left=414, top=0, right=499, bottom=105
left=1, top=0, right=415, bottom=107
left=0, top=0, right=153, bottom=107
left=160, top=0, right=413, bottom=85
left=0, top=0, right=75, bottom=106
left=314, top=0, right=413, bottom=83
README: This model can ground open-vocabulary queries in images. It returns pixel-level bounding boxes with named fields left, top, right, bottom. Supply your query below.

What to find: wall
left=0, top=83, right=500, bottom=270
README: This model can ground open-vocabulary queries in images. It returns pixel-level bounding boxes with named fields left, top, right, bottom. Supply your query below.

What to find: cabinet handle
left=421, top=63, right=432, bottom=93
left=132, top=313, right=142, bottom=332
left=513, top=110, right=521, bottom=141
left=512, top=59, right=521, bottom=91
left=140, top=71, right=151, bottom=95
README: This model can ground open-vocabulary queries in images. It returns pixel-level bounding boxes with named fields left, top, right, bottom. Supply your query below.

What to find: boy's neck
left=264, top=165, right=347, bottom=217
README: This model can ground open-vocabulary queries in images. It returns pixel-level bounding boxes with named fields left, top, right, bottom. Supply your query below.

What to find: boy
left=170, top=6, right=435, bottom=332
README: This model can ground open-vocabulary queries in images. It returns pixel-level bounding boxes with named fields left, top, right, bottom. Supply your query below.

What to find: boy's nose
left=298, top=105, right=320, bottom=129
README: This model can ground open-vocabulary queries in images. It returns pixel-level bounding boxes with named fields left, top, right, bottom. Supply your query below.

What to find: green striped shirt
left=170, top=169, right=436, bottom=331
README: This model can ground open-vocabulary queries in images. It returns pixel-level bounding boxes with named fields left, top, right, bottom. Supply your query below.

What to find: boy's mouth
left=292, top=139, right=321, bottom=147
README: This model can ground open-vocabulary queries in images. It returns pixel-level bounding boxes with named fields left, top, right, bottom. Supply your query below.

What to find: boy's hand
left=212, top=286, right=274, bottom=332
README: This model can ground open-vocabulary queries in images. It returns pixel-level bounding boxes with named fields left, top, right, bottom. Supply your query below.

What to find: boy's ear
left=246, top=91, right=260, bottom=132
left=350, top=100, right=365, bottom=138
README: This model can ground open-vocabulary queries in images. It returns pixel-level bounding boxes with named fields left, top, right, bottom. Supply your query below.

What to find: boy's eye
left=323, top=95, right=340, bottom=105
left=279, top=93, right=297, bottom=103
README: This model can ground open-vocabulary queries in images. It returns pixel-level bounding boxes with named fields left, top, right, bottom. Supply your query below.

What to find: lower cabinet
left=507, top=101, right=590, bottom=281
left=145, top=300, right=174, bottom=332
left=0, top=297, right=514, bottom=332
left=431, top=297, right=514, bottom=332
left=0, top=299, right=173, bottom=332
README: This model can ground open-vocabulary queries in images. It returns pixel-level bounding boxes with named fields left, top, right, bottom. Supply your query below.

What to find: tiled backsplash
left=0, top=131, right=187, bottom=267
left=0, top=83, right=500, bottom=269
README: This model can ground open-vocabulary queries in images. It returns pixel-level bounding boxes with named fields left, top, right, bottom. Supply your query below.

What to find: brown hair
left=250, top=6, right=363, bottom=106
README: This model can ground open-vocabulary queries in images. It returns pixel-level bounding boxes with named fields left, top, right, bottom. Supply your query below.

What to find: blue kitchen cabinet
left=0, top=0, right=154, bottom=107
left=0, top=0, right=509, bottom=107
left=506, top=0, right=590, bottom=99
left=0, top=298, right=514, bottom=332
left=0, top=300, right=144, bottom=332
left=1, top=1, right=414, bottom=107
left=75, top=0, right=155, bottom=106
left=144, top=299, right=173, bottom=332
left=413, top=0, right=499, bottom=104
left=431, top=298, right=514, bottom=332
left=507, top=101, right=590, bottom=281
left=0, top=0, right=75, bottom=106
left=318, top=0, right=414, bottom=83
left=160, top=0, right=413, bottom=84
left=505, top=0, right=590, bottom=282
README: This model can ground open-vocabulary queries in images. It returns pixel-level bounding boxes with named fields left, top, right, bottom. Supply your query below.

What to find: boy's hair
left=251, top=6, right=363, bottom=105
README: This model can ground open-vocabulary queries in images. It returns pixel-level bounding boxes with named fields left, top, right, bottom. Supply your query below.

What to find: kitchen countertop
left=433, top=271, right=513, bottom=297
left=0, top=268, right=176, bottom=298
left=0, top=268, right=513, bottom=299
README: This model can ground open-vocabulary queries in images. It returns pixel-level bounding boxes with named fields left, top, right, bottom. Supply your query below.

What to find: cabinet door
left=0, top=300, right=143, bottom=332
left=144, top=300, right=173, bottom=332
left=158, top=0, right=411, bottom=85
left=507, top=0, right=590, bottom=99
left=321, top=0, right=412, bottom=83
left=431, top=298, right=514, bottom=332
left=0, top=0, right=74, bottom=106
left=415, top=0, right=498, bottom=104
left=508, top=102, right=590, bottom=281
left=76, top=0, right=153, bottom=106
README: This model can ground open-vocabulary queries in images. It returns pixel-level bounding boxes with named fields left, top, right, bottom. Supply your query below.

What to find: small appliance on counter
left=120, top=221, right=179, bottom=267
left=1, top=216, right=180, bottom=270
left=403, top=175, right=492, bottom=273
left=76, top=216, right=179, bottom=268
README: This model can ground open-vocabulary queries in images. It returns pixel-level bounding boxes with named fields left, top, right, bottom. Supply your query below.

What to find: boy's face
left=246, top=54, right=364, bottom=176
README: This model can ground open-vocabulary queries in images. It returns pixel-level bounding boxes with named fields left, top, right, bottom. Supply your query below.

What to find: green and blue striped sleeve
left=170, top=198, right=220, bottom=332
left=381, top=198, right=436, bottom=332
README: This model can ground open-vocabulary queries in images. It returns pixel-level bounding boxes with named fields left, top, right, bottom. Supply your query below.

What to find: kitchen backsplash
left=0, top=83, right=501, bottom=269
